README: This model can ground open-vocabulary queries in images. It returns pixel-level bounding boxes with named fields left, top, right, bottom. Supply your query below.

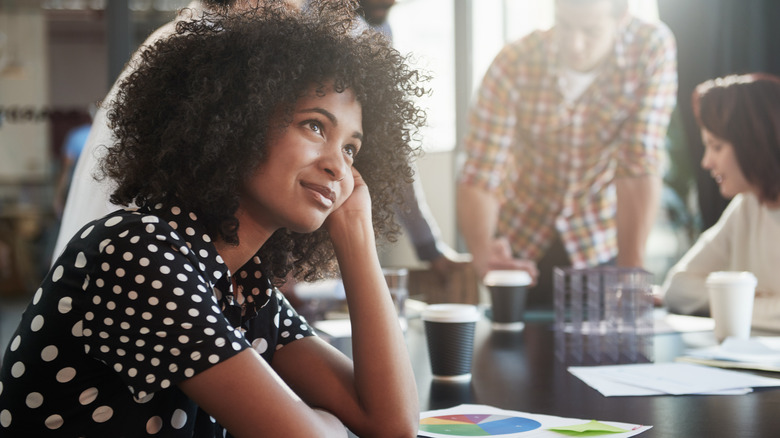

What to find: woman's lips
left=301, top=182, right=335, bottom=208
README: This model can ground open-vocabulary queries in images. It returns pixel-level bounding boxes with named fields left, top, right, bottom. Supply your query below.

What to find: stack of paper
left=677, top=337, right=780, bottom=372
left=569, top=362, right=780, bottom=396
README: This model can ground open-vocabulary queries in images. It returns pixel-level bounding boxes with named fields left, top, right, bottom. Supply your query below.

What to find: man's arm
left=456, top=41, right=537, bottom=281
left=615, top=174, right=662, bottom=267
left=395, top=164, right=455, bottom=261
left=456, top=183, right=500, bottom=278
left=614, top=23, right=677, bottom=267
left=456, top=183, right=537, bottom=281
left=396, top=166, right=472, bottom=278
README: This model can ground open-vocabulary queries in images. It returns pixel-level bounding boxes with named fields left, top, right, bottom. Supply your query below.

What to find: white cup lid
left=421, top=303, right=480, bottom=323
left=483, top=270, right=532, bottom=287
left=705, top=271, right=758, bottom=287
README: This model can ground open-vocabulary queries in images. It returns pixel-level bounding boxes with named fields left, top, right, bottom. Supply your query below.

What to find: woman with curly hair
left=662, top=73, right=780, bottom=332
left=0, top=2, right=424, bottom=436
left=51, top=0, right=305, bottom=262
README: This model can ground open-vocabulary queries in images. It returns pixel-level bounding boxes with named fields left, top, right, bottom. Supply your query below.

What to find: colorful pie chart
left=419, top=414, right=542, bottom=436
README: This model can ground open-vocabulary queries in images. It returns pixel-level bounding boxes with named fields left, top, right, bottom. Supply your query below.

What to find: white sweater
left=51, top=2, right=204, bottom=263
left=662, top=193, right=780, bottom=331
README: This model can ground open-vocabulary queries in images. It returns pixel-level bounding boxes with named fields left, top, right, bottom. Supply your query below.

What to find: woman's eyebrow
left=299, top=107, right=363, bottom=141
left=299, top=107, right=337, bottom=125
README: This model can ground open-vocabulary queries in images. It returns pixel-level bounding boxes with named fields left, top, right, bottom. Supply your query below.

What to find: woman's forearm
left=330, top=218, right=419, bottom=436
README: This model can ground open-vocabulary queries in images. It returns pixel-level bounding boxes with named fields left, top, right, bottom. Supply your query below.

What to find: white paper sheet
left=568, top=362, right=780, bottom=396
left=313, top=317, right=406, bottom=338
left=653, top=313, right=715, bottom=334
left=419, top=404, right=651, bottom=438
left=313, top=319, right=352, bottom=338
left=687, top=337, right=780, bottom=364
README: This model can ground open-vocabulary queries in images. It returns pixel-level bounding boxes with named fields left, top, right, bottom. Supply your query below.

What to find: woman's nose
left=321, top=144, right=349, bottom=181
left=700, top=149, right=712, bottom=169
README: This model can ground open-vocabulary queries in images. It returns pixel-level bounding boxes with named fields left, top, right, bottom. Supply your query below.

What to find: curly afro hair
left=102, top=0, right=428, bottom=283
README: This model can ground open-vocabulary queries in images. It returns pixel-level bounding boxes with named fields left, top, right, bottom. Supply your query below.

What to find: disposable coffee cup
left=483, top=270, right=533, bottom=331
left=706, top=271, right=757, bottom=342
left=421, top=304, right=480, bottom=382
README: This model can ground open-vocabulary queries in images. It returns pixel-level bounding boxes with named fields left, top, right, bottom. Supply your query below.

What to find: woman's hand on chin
left=324, top=168, right=372, bottom=239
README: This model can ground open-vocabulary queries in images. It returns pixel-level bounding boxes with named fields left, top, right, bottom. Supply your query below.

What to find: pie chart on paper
left=419, top=414, right=542, bottom=436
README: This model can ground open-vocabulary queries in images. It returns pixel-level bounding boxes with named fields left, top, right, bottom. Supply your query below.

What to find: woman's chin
left=287, top=220, right=325, bottom=234
left=718, top=187, right=738, bottom=200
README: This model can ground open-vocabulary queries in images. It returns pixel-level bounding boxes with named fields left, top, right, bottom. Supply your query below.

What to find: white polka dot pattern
left=0, top=205, right=314, bottom=436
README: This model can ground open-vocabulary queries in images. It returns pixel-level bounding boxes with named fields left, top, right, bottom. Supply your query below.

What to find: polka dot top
left=0, top=203, right=315, bottom=436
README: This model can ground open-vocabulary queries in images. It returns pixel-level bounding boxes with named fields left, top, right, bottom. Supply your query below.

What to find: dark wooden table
left=331, top=312, right=780, bottom=437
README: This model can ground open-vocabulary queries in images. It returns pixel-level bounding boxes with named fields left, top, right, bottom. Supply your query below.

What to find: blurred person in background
left=662, top=73, right=780, bottom=331
left=355, top=0, right=472, bottom=279
left=457, top=0, right=677, bottom=309
left=53, top=105, right=95, bottom=218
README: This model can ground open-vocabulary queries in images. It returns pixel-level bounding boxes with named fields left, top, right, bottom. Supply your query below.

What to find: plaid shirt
left=459, top=16, right=677, bottom=268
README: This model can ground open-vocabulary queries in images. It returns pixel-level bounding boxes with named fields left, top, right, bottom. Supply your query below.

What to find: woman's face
left=700, top=128, right=752, bottom=199
left=240, top=85, right=363, bottom=235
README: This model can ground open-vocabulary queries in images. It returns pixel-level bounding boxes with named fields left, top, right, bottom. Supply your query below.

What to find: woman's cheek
left=339, top=177, right=356, bottom=205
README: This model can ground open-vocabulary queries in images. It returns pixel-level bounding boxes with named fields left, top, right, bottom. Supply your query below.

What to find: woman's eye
left=705, top=142, right=721, bottom=153
left=344, top=144, right=358, bottom=158
left=307, top=121, right=322, bottom=134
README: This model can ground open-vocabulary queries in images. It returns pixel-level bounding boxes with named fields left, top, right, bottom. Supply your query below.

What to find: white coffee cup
left=706, top=271, right=757, bottom=342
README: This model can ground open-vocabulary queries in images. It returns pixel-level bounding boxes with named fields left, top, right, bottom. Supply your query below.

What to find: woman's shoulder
left=702, top=193, right=775, bottom=244
left=56, top=207, right=184, bottom=266
left=722, top=193, right=761, bottom=222
left=71, top=208, right=174, bottom=244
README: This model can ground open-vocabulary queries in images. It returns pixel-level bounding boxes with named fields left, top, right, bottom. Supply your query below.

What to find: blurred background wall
left=0, top=0, right=778, bottom=308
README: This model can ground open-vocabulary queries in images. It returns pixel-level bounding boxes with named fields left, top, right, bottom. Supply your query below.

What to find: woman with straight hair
left=662, top=73, right=780, bottom=332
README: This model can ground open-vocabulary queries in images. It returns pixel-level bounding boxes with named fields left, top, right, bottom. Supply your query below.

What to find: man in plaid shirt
left=457, top=0, right=677, bottom=308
